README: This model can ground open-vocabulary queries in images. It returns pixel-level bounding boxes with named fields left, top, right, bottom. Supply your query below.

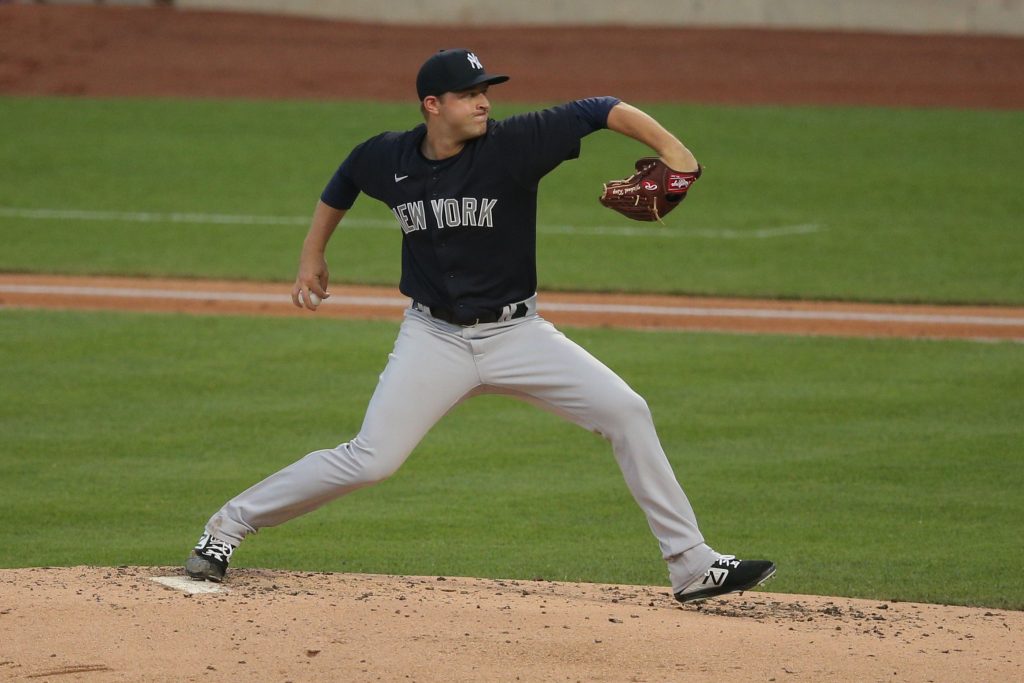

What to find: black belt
left=416, top=301, right=529, bottom=327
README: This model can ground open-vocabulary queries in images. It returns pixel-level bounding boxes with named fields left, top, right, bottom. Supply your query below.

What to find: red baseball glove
left=599, top=158, right=701, bottom=222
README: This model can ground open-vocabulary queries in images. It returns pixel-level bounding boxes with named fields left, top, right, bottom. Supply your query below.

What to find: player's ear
left=422, top=95, right=442, bottom=118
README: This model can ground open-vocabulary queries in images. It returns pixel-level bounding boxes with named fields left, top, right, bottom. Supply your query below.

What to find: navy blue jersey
left=321, top=97, right=619, bottom=319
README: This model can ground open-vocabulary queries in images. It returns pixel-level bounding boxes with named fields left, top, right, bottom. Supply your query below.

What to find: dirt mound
left=1, top=566, right=1020, bottom=682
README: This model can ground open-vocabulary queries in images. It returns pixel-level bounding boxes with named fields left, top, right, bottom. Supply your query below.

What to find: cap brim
left=452, top=73, right=509, bottom=92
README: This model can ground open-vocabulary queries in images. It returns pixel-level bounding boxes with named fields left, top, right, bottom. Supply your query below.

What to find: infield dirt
left=1, top=5, right=1021, bottom=682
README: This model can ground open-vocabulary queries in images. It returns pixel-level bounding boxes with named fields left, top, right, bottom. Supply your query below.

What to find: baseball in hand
left=299, top=290, right=323, bottom=308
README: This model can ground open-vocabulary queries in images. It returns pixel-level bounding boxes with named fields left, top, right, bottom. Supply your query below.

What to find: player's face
left=438, top=85, right=491, bottom=140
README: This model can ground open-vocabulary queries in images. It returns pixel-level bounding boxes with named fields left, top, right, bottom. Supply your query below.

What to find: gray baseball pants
left=203, top=302, right=717, bottom=589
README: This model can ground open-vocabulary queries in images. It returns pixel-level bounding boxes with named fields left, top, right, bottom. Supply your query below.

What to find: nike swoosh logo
left=394, top=174, right=409, bottom=182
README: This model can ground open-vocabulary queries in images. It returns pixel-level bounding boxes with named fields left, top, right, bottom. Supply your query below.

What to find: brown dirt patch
left=1, top=6, right=1021, bottom=682
left=1, top=566, right=1021, bottom=682
left=3, top=273, right=1024, bottom=341
left=2, top=5, right=1024, bottom=108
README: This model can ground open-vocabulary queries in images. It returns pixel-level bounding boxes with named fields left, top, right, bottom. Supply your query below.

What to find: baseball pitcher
left=185, top=48, right=775, bottom=604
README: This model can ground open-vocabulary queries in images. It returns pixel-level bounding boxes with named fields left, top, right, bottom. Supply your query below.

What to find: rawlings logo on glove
left=599, top=158, right=701, bottom=223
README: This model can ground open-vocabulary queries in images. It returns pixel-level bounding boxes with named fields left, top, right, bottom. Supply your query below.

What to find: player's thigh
left=481, top=318, right=648, bottom=431
left=356, top=311, right=480, bottom=452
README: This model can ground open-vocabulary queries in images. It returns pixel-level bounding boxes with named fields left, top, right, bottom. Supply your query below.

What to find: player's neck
left=420, top=132, right=466, bottom=161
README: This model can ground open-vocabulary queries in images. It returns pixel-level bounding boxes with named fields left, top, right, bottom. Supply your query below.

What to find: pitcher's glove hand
left=599, top=158, right=702, bottom=223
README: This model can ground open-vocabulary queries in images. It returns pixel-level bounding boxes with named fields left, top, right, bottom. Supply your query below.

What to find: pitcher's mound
left=0, top=566, right=1019, bottom=681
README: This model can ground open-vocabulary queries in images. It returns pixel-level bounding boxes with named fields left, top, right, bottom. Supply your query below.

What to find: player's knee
left=354, top=457, right=400, bottom=485
left=617, top=389, right=653, bottom=423
left=339, top=441, right=403, bottom=485
left=596, top=388, right=654, bottom=436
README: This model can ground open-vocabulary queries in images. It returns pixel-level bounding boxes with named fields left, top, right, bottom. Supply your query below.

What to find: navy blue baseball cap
left=416, top=49, right=509, bottom=101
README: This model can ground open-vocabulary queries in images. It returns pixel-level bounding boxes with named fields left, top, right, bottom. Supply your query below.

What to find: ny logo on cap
left=466, top=52, right=483, bottom=70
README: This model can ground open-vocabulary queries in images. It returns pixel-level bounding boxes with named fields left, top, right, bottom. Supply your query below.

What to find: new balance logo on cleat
left=674, top=555, right=776, bottom=604
left=704, top=567, right=728, bottom=587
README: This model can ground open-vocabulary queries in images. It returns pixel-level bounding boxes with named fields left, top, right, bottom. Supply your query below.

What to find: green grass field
left=1, top=310, right=1021, bottom=609
left=1, top=96, right=1022, bottom=303
left=1, top=95, right=1022, bottom=610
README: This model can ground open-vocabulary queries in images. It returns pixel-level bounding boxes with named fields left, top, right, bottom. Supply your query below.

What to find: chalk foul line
left=0, top=207, right=823, bottom=240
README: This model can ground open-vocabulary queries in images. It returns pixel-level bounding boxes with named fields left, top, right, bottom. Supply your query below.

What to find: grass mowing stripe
left=1, top=309, right=1021, bottom=608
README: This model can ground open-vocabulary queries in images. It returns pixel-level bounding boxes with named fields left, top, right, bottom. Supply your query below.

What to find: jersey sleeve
left=571, top=96, right=621, bottom=131
left=496, top=96, right=620, bottom=184
left=319, top=142, right=366, bottom=210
